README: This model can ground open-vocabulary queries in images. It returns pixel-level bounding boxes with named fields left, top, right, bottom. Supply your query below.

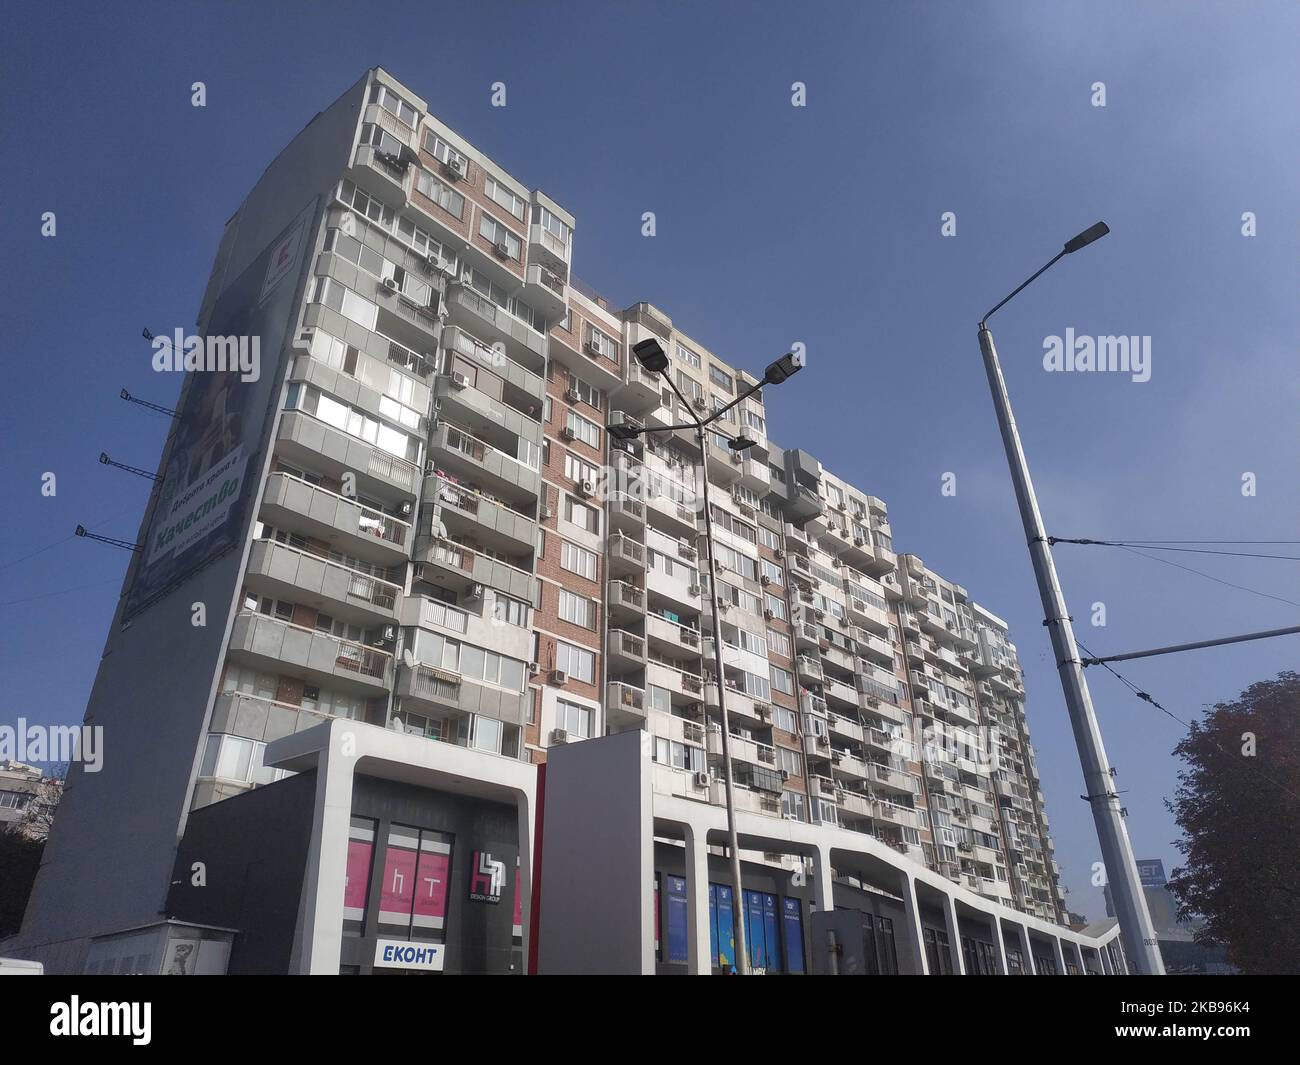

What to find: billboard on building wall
left=123, top=200, right=318, bottom=618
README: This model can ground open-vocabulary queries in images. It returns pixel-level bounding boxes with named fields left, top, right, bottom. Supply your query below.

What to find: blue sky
left=2, top=0, right=1296, bottom=919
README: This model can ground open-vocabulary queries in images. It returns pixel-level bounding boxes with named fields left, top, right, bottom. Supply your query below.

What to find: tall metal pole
left=978, top=324, right=1164, bottom=974
left=696, top=422, right=750, bottom=974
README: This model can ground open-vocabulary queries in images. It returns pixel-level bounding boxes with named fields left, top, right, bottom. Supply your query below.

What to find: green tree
left=1166, top=670, right=1300, bottom=974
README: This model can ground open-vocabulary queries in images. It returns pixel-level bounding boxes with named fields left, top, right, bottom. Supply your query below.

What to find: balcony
left=245, top=539, right=400, bottom=625
left=613, top=361, right=663, bottom=414
left=426, top=475, right=537, bottom=556
left=607, top=495, right=646, bottom=533
left=606, top=681, right=647, bottom=731
left=259, top=472, right=410, bottom=566
left=413, top=536, right=536, bottom=604
left=529, top=221, right=571, bottom=274
left=350, top=143, right=412, bottom=207
left=208, top=690, right=338, bottom=747
left=396, top=664, right=528, bottom=727
left=428, top=422, right=540, bottom=505
left=645, top=659, right=704, bottom=707
left=795, top=655, right=824, bottom=684
left=869, top=761, right=915, bottom=794
left=444, top=283, right=546, bottom=369
left=277, top=411, right=420, bottom=503
left=826, top=712, right=863, bottom=744
left=607, top=629, right=647, bottom=670
left=523, top=263, right=567, bottom=319
left=607, top=580, right=645, bottom=623
left=228, top=611, right=391, bottom=693
left=607, top=532, right=646, bottom=577
left=645, top=612, right=702, bottom=659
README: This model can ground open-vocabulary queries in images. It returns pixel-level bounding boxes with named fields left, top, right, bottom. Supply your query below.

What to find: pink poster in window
left=412, top=850, right=450, bottom=927
left=344, top=839, right=374, bottom=918
left=379, top=844, right=418, bottom=922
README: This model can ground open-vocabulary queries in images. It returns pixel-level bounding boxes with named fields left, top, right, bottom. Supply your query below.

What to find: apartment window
left=565, top=496, right=598, bottom=534
left=423, top=132, right=469, bottom=175
left=564, top=452, right=599, bottom=485
left=555, top=642, right=595, bottom=684
left=646, top=684, right=672, bottom=714
left=558, top=589, right=596, bottom=629
left=708, top=364, right=734, bottom=393
left=479, top=212, right=522, bottom=259
left=370, top=84, right=418, bottom=128
left=675, top=343, right=701, bottom=368
left=560, top=540, right=597, bottom=581
left=284, top=382, right=420, bottom=464
left=338, top=179, right=396, bottom=228
left=564, top=410, right=600, bottom=448
left=653, top=738, right=705, bottom=773
left=555, top=698, right=592, bottom=739
left=675, top=370, right=703, bottom=401
left=760, top=559, right=783, bottom=585
left=770, top=665, right=795, bottom=697
left=492, top=594, right=531, bottom=628
left=781, top=790, right=805, bottom=821
left=484, top=176, right=526, bottom=220
left=534, top=205, right=571, bottom=248
left=567, top=374, right=604, bottom=411
left=773, top=706, right=797, bottom=733
left=766, top=630, right=791, bottom=658
left=415, top=169, right=465, bottom=218
left=763, top=593, right=786, bottom=620
left=757, top=525, right=780, bottom=551
left=309, top=276, right=378, bottom=332
left=586, top=325, right=617, bottom=359
left=775, top=746, right=802, bottom=777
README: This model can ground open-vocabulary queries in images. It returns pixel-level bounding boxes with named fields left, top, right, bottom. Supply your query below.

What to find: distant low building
left=1106, top=859, right=1234, bottom=974
left=0, top=762, right=63, bottom=841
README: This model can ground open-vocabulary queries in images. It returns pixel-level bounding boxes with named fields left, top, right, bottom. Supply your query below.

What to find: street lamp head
left=632, top=338, right=669, bottom=374
left=607, top=421, right=643, bottom=442
left=763, top=350, right=804, bottom=385
left=727, top=435, right=757, bottom=453
left=1063, top=221, right=1110, bottom=255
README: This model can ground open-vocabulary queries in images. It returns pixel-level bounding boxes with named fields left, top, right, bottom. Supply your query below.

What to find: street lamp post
left=978, top=222, right=1165, bottom=975
left=610, top=341, right=803, bottom=975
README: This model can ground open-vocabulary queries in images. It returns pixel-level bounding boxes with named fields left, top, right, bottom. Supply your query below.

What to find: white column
left=515, top=791, right=534, bottom=974
left=291, top=721, right=356, bottom=974
left=901, top=874, right=929, bottom=974
left=990, top=916, right=1009, bottom=974
left=812, top=845, right=835, bottom=913
left=1100, top=941, right=1115, bottom=974
left=1052, top=935, right=1068, bottom=976
left=682, top=822, right=712, bottom=975
left=941, top=892, right=966, bottom=974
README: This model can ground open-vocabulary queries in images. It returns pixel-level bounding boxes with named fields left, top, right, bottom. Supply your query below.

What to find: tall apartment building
left=11, top=68, right=1098, bottom=975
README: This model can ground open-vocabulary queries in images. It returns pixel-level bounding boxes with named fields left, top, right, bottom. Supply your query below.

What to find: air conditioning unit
left=493, top=241, right=511, bottom=259
left=688, top=585, right=701, bottom=597
left=763, top=609, right=775, bottom=620
left=399, top=501, right=413, bottom=517
left=693, top=771, right=710, bottom=788
left=692, top=397, right=707, bottom=412
left=854, top=536, right=867, bottom=547
left=551, top=669, right=568, bottom=684
left=449, top=371, right=469, bottom=389
left=565, top=386, right=580, bottom=402
left=528, top=662, right=540, bottom=675
left=577, top=480, right=594, bottom=497
left=443, top=157, right=465, bottom=180
left=466, top=583, right=484, bottom=599
left=814, top=609, right=825, bottom=620
left=773, top=548, right=784, bottom=559
left=381, top=625, right=397, bottom=643
left=760, top=575, right=771, bottom=586
left=731, top=452, right=743, bottom=464
left=779, top=769, right=790, bottom=781
left=560, top=427, right=576, bottom=441
left=382, top=276, right=399, bottom=292
left=550, top=727, right=569, bottom=745
left=423, top=253, right=442, bottom=273
left=583, top=340, right=602, bottom=357
left=540, top=505, right=553, bottom=519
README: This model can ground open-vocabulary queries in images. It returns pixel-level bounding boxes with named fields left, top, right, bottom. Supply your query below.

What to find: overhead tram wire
left=1050, top=537, right=1300, bottom=562
left=1077, top=638, right=1300, bottom=805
